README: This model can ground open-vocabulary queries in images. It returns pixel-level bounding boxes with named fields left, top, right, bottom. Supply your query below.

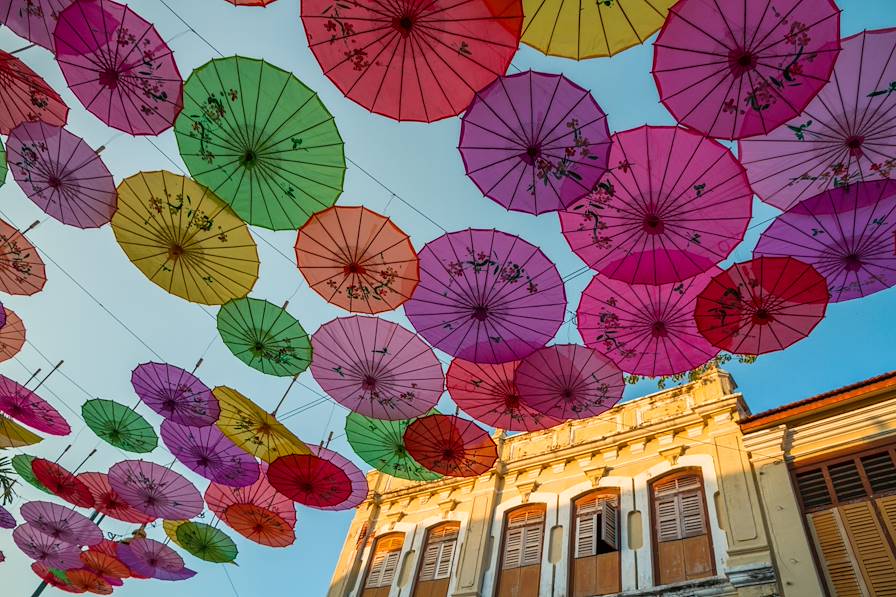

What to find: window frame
left=792, top=444, right=896, bottom=513
left=362, top=532, right=405, bottom=591
left=497, top=503, right=547, bottom=572
left=568, top=488, right=621, bottom=597
left=413, top=521, right=461, bottom=588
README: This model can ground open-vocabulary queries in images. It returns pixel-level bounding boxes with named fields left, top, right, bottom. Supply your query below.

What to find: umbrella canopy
left=174, top=55, right=345, bottom=230
left=160, top=419, right=260, bottom=487
left=267, top=445, right=367, bottom=510
left=32, top=459, right=94, bottom=508
left=108, top=460, right=203, bottom=520
left=515, top=344, right=625, bottom=420
left=130, top=362, right=219, bottom=427
left=296, top=206, right=419, bottom=313
left=754, top=180, right=896, bottom=303
left=0, top=0, right=72, bottom=50
left=739, top=28, right=896, bottom=211
left=78, top=471, right=155, bottom=524
left=162, top=518, right=188, bottom=548
left=0, top=219, right=47, bottom=296
left=112, top=171, right=260, bottom=305
left=695, top=256, right=829, bottom=355
left=302, top=0, right=523, bottom=122
left=344, top=410, right=442, bottom=482
left=30, top=563, right=78, bottom=593
left=459, top=70, right=611, bottom=215
left=403, top=414, right=497, bottom=477
left=404, top=228, right=567, bottom=363
left=0, top=307, right=25, bottom=363
left=0, top=137, right=7, bottom=187
left=559, top=125, right=752, bottom=285
left=82, top=398, right=158, bottom=453
left=217, top=298, right=312, bottom=377
left=310, top=316, right=444, bottom=420
left=0, top=50, right=68, bottom=134
left=11, top=454, right=50, bottom=493
left=577, top=269, right=721, bottom=377
left=0, top=504, right=16, bottom=529
left=204, top=462, right=296, bottom=525
left=0, top=374, right=68, bottom=435
left=20, top=501, right=103, bottom=546
left=54, top=0, right=183, bottom=135
left=13, top=523, right=83, bottom=569
left=6, top=121, right=116, bottom=228
left=0, top=414, right=43, bottom=448
left=66, top=569, right=112, bottom=595
left=80, top=548, right=131, bottom=580
left=116, top=538, right=195, bottom=581
left=653, top=0, right=839, bottom=140
left=222, top=504, right=295, bottom=548
left=445, top=358, right=562, bottom=432
left=175, top=521, right=238, bottom=563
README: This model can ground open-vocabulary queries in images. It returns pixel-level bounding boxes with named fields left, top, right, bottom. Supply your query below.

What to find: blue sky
left=1, top=0, right=894, bottom=594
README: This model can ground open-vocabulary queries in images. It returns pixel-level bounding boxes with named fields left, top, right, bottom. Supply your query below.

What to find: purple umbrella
left=754, top=180, right=896, bottom=303
left=117, top=538, right=196, bottom=581
left=160, top=419, right=260, bottom=487
left=13, top=522, right=83, bottom=569
left=131, top=362, right=219, bottom=427
left=108, top=460, right=203, bottom=520
left=0, top=0, right=72, bottom=50
left=404, top=228, right=567, bottom=364
left=20, top=500, right=103, bottom=546
left=6, top=121, right=116, bottom=228
left=310, top=316, right=444, bottom=420
left=0, top=504, right=15, bottom=529
left=459, top=70, right=611, bottom=215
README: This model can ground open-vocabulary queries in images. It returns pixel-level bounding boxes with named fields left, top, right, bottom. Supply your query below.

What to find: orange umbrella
left=296, top=206, right=418, bottom=314
left=67, top=569, right=112, bottom=595
left=223, top=503, right=295, bottom=548
left=0, top=220, right=46, bottom=295
left=0, top=307, right=26, bottom=363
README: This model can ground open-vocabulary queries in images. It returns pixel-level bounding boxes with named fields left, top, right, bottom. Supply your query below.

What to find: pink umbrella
left=204, top=462, right=296, bottom=526
left=13, top=522, right=83, bottom=569
left=160, top=419, right=260, bottom=487
left=116, top=538, right=195, bottom=581
left=653, top=0, right=839, bottom=140
left=0, top=504, right=16, bottom=529
left=739, top=28, right=896, bottom=211
left=108, top=460, right=203, bottom=520
left=0, top=374, right=70, bottom=435
left=515, top=344, right=624, bottom=420
left=559, top=125, right=753, bottom=285
left=20, top=500, right=103, bottom=546
left=78, top=471, right=155, bottom=524
left=131, top=362, right=219, bottom=427
left=404, top=228, right=567, bottom=364
left=310, top=316, right=444, bottom=420
left=0, top=0, right=72, bottom=50
left=53, top=0, right=183, bottom=136
left=6, top=121, right=116, bottom=228
left=577, top=269, right=721, bottom=377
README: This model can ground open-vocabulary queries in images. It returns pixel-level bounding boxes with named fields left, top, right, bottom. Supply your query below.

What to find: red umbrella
left=302, top=0, right=523, bottom=122
left=31, top=458, right=94, bottom=508
left=31, top=562, right=82, bottom=593
left=0, top=307, right=26, bottom=363
left=694, top=256, right=829, bottom=355
left=0, top=50, right=68, bottom=135
left=267, top=445, right=366, bottom=510
left=78, top=472, right=155, bottom=524
left=0, top=219, right=47, bottom=296
left=403, top=414, right=497, bottom=477
left=0, top=374, right=70, bottom=435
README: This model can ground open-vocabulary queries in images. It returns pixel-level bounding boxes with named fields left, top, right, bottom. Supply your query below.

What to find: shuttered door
left=496, top=506, right=545, bottom=597
left=572, top=493, right=620, bottom=597
left=414, top=524, right=458, bottom=597
left=652, top=472, right=714, bottom=585
left=839, top=502, right=896, bottom=595
left=807, top=510, right=863, bottom=597
left=363, top=534, right=404, bottom=597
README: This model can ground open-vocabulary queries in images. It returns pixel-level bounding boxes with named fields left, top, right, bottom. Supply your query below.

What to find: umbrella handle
left=30, top=361, right=63, bottom=393
left=270, top=374, right=299, bottom=416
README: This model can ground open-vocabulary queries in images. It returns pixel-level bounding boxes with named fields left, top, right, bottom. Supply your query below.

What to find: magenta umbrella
left=404, top=228, right=567, bottom=364
left=20, top=500, right=103, bottom=546
left=0, top=504, right=16, bottom=529
left=108, top=460, right=203, bottom=520
left=131, top=362, right=219, bottom=427
left=0, top=374, right=70, bottom=435
left=653, top=0, right=839, bottom=140
left=515, top=344, right=624, bottom=420
left=459, top=70, right=610, bottom=215
left=0, top=0, right=72, bottom=50
left=577, top=269, right=721, bottom=377
left=6, top=121, right=116, bottom=228
left=311, top=445, right=367, bottom=512
left=160, top=419, right=260, bottom=487
left=559, top=125, right=753, bottom=285
left=13, top=522, right=83, bottom=569
left=117, top=538, right=196, bottom=581
left=53, top=0, right=183, bottom=136
left=754, top=180, right=896, bottom=303
left=739, top=28, right=896, bottom=211
left=310, top=316, right=444, bottom=421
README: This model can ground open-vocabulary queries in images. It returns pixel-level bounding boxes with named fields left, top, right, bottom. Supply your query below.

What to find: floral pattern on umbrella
left=403, top=414, right=497, bottom=477
left=32, top=458, right=94, bottom=507
left=108, top=459, right=203, bottom=520
left=130, top=362, right=220, bottom=427
left=344, top=410, right=442, bottom=482
left=82, top=398, right=158, bottom=453
left=0, top=307, right=25, bottom=363
left=78, top=471, right=155, bottom=524
left=0, top=50, right=68, bottom=134
left=0, top=0, right=72, bottom=50
left=0, top=219, right=47, bottom=296
left=160, top=419, right=260, bottom=487
left=20, top=500, right=103, bottom=546
left=13, top=523, right=83, bottom=569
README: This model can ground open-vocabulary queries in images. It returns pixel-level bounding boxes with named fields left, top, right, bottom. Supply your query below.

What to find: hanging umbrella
left=224, top=504, right=295, bottom=548
left=20, top=501, right=103, bottom=546
left=694, top=256, right=829, bottom=355
left=112, top=171, right=260, bottom=305
left=403, top=414, right=497, bottom=477
left=0, top=50, right=68, bottom=134
left=13, top=523, right=83, bottom=569
left=54, top=0, right=183, bottom=135
left=310, top=316, right=444, bottom=420
left=459, top=70, right=611, bottom=214
left=82, top=398, right=157, bottom=453
left=445, top=359, right=562, bottom=432
left=31, top=563, right=78, bottom=593
left=0, top=306, right=26, bottom=363
left=131, top=362, right=219, bottom=427
left=174, top=55, right=345, bottom=231
left=267, top=445, right=367, bottom=510
left=32, top=458, right=94, bottom=508
left=0, top=374, right=69, bottom=435
left=0, top=219, right=47, bottom=296
left=754, top=180, right=896, bottom=303
left=0, top=414, right=43, bottom=448
left=116, top=539, right=196, bottom=581
left=0, top=504, right=16, bottom=529
left=6, top=122, right=117, bottom=228
left=108, top=460, right=203, bottom=520
left=175, top=522, right=238, bottom=564
left=404, top=228, right=567, bottom=363
left=66, top=569, right=112, bottom=595
left=217, top=298, right=312, bottom=377
left=160, top=419, right=260, bottom=487
left=515, top=344, right=625, bottom=420
left=653, top=0, right=839, bottom=140
left=739, top=28, right=896, bottom=211
left=0, top=0, right=72, bottom=50
left=559, top=125, right=753, bottom=285
left=162, top=518, right=188, bottom=547
left=295, top=206, right=419, bottom=313
left=11, top=454, right=50, bottom=493
left=80, top=549, right=131, bottom=580
left=78, top=471, right=155, bottom=524
left=344, top=410, right=442, bottom=482
left=302, top=0, right=523, bottom=122
left=0, top=138, right=7, bottom=187
left=577, top=269, right=721, bottom=377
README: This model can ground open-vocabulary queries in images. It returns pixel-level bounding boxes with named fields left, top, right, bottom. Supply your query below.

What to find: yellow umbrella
left=213, top=386, right=309, bottom=463
left=162, top=519, right=188, bottom=547
left=521, top=0, right=675, bottom=59
left=0, top=414, right=43, bottom=448
left=112, top=171, right=260, bottom=305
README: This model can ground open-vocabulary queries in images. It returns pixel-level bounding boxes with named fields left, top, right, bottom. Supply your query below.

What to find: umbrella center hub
left=561, top=388, right=574, bottom=400
left=197, top=455, right=211, bottom=467
left=752, top=307, right=774, bottom=325
left=168, top=244, right=185, bottom=260
left=504, top=393, right=520, bottom=408
left=253, top=341, right=266, bottom=353
left=845, top=135, right=865, bottom=156
left=241, top=149, right=258, bottom=167
left=442, top=448, right=456, bottom=460
left=520, top=144, right=541, bottom=165
left=47, top=176, right=62, bottom=189
left=362, top=375, right=378, bottom=391
left=394, top=15, right=414, bottom=34
left=162, top=398, right=177, bottom=411
left=99, top=68, right=120, bottom=89
left=642, top=213, right=665, bottom=235
left=472, top=305, right=489, bottom=321
left=300, top=481, right=314, bottom=493
left=729, top=49, right=757, bottom=76
left=344, top=261, right=366, bottom=275
left=843, top=253, right=864, bottom=272
left=651, top=321, right=668, bottom=337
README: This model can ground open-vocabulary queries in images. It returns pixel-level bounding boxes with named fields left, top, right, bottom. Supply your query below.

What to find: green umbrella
left=217, top=297, right=312, bottom=377
left=11, top=453, right=51, bottom=494
left=0, top=138, right=7, bottom=188
left=82, top=399, right=158, bottom=453
left=174, top=56, right=345, bottom=230
left=345, top=410, right=443, bottom=482
left=176, top=521, right=239, bottom=564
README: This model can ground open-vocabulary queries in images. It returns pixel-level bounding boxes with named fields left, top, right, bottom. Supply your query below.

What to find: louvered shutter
left=601, top=499, right=618, bottom=549
left=839, top=501, right=896, bottom=594
left=365, top=535, right=403, bottom=589
left=502, top=526, right=524, bottom=569
left=365, top=552, right=388, bottom=588
left=655, top=493, right=682, bottom=542
left=434, top=541, right=455, bottom=579
left=575, top=511, right=596, bottom=558
left=808, top=510, right=863, bottom=597
left=521, top=524, right=543, bottom=566
left=653, top=474, right=705, bottom=542
left=680, top=491, right=706, bottom=538
left=418, top=542, right=440, bottom=581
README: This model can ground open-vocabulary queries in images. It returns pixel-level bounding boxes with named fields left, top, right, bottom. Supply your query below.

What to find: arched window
left=413, top=522, right=460, bottom=597
left=570, top=490, right=620, bottom=597
left=362, top=533, right=404, bottom=597
left=650, top=469, right=714, bottom=585
left=495, top=504, right=545, bottom=597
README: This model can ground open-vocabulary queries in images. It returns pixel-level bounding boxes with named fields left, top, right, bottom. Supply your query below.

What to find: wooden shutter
left=502, top=507, right=544, bottom=570
left=418, top=525, right=458, bottom=582
left=418, top=542, right=441, bottom=582
left=365, top=551, right=389, bottom=588
left=575, top=510, right=596, bottom=558
left=807, top=510, right=863, bottom=597
left=839, top=501, right=896, bottom=594
left=434, top=541, right=455, bottom=579
left=521, top=525, right=543, bottom=566
left=502, top=526, right=524, bottom=569
left=365, top=534, right=404, bottom=589
left=601, top=499, right=618, bottom=549
left=653, top=474, right=706, bottom=542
